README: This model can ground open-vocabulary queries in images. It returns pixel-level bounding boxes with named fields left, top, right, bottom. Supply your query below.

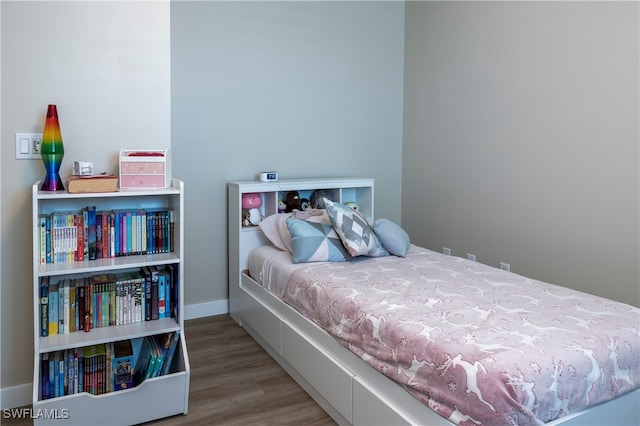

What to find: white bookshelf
left=31, top=179, right=190, bottom=425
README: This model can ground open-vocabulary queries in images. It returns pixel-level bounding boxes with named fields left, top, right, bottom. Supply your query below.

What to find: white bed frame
left=228, top=178, right=639, bottom=426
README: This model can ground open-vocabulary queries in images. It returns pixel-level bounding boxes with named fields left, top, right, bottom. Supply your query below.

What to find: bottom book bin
left=33, top=338, right=189, bottom=426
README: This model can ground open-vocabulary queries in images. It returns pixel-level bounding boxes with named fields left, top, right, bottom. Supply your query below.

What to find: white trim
left=183, top=299, right=228, bottom=321
left=1, top=383, right=31, bottom=410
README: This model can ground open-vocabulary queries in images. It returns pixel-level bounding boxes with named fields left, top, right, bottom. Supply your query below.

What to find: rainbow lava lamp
left=40, top=104, right=65, bottom=191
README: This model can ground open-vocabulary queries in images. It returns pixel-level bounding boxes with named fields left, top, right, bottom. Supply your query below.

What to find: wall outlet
left=15, top=133, right=43, bottom=160
left=500, top=262, right=510, bottom=272
left=467, top=253, right=476, bottom=262
left=442, top=247, right=451, bottom=256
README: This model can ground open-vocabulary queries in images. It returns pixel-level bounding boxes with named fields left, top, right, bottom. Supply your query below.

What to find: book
left=87, top=206, right=97, bottom=260
left=105, top=342, right=113, bottom=393
left=134, top=336, right=157, bottom=384
left=48, top=352, right=55, bottom=397
left=58, top=282, right=64, bottom=334
left=40, top=277, right=49, bottom=337
left=76, top=212, right=84, bottom=261
left=53, top=351, right=61, bottom=397
left=69, top=280, right=77, bottom=333
left=161, top=330, right=180, bottom=376
left=112, top=340, right=134, bottom=391
left=45, top=215, right=52, bottom=264
left=66, top=173, right=118, bottom=194
left=76, top=347, right=84, bottom=394
left=51, top=210, right=77, bottom=263
left=167, top=264, right=177, bottom=319
left=61, top=279, right=70, bottom=334
left=131, top=270, right=145, bottom=323
left=154, top=266, right=166, bottom=318
left=76, top=277, right=86, bottom=331
left=39, top=215, right=47, bottom=264
left=152, top=333, right=170, bottom=378
left=48, top=282, right=58, bottom=335
left=94, top=343, right=106, bottom=395
left=141, top=266, right=152, bottom=321
left=41, top=353, right=50, bottom=399
left=96, top=212, right=103, bottom=259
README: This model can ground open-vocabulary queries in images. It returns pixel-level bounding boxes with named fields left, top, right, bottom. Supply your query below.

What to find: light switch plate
left=15, top=133, right=43, bottom=159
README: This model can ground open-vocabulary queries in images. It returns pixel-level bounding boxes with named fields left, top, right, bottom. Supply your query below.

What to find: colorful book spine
left=39, top=215, right=47, bottom=264
left=48, top=283, right=58, bottom=335
left=96, top=212, right=103, bottom=260
left=41, top=353, right=50, bottom=399
left=58, top=283, right=64, bottom=334
left=161, top=331, right=180, bottom=376
left=40, top=277, right=49, bottom=337
left=45, top=215, right=52, bottom=264
left=76, top=211, right=84, bottom=261
left=88, top=206, right=97, bottom=261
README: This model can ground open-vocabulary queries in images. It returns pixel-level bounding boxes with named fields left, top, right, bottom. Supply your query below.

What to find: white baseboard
left=0, top=299, right=228, bottom=410
left=184, top=298, right=228, bottom=320
left=0, top=383, right=31, bottom=410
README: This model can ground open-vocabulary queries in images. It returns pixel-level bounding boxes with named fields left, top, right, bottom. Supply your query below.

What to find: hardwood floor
left=147, top=315, right=335, bottom=426
left=3, top=315, right=335, bottom=426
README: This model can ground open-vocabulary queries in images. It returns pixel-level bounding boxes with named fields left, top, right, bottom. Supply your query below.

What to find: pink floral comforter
left=281, top=246, right=640, bottom=425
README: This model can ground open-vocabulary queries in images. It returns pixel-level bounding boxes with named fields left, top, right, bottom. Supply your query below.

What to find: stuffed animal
left=242, top=192, right=263, bottom=225
left=242, top=209, right=251, bottom=226
left=344, top=201, right=359, bottom=211
left=242, top=192, right=262, bottom=209
left=278, top=199, right=287, bottom=213
left=299, top=198, right=310, bottom=211
left=284, top=191, right=301, bottom=213
left=242, top=208, right=262, bottom=226
left=310, top=189, right=333, bottom=209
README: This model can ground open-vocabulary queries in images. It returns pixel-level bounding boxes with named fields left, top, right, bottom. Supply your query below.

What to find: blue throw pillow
left=373, top=218, right=410, bottom=257
left=286, top=217, right=352, bottom=263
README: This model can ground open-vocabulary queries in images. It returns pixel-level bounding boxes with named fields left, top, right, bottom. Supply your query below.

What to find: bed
left=228, top=178, right=640, bottom=426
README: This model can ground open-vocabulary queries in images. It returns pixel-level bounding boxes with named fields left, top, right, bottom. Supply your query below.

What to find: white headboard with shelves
left=227, top=177, right=375, bottom=321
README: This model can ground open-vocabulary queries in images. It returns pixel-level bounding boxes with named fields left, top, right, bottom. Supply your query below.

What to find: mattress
left=247, top=244, right=640, bottom=425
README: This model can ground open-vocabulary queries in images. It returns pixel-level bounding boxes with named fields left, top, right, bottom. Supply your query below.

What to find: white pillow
left=258, top=213, right=294, bottom=252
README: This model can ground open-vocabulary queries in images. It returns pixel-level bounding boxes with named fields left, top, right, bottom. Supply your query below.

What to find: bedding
left=248, top=244, right=640, bottom=425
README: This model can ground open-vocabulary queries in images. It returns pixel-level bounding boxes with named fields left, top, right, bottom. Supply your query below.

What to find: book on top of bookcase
left=66, top=173, right=119, bottom=194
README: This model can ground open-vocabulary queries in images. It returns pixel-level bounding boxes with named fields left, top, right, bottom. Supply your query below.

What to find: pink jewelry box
left=119, top=149, right=171, bottom=189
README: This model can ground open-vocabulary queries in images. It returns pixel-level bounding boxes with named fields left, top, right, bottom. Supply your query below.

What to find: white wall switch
left=15, top=133, right=43, bottom=160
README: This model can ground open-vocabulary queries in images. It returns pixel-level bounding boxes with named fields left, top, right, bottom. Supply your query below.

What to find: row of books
left=40, top=265, right=178, bottom=337
left=40, top=331, right=180, bottom=400
left=39, top=207, right=175, bottom=264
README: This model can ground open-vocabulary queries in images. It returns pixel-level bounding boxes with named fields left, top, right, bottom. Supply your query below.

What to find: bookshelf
left=31, top=179, right=189, bottom=425
left=227, top=177, right=374, bottom=324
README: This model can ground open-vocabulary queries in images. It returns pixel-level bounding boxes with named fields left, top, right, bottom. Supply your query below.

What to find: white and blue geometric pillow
left=323, top=198, right=388, bottom=258
left=286, top=217, right=353, bottom=263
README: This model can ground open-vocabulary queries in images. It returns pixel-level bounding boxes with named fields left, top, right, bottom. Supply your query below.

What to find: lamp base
left=40, top=173, right=65, bottom=191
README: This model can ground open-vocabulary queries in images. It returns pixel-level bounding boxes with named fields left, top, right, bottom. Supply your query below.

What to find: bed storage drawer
left=353, top=377, right=411, bottom=426
left=240, top=287, right=282, bottom=354
left=282, top=323, right=354, bottom=423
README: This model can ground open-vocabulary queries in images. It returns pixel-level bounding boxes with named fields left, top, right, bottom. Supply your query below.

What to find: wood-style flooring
left=3, top=315, right=336, bottom=426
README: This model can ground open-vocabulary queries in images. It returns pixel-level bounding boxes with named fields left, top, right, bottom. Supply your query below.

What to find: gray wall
left=1, top=0, right=170, bottom=406
left=171, top=1, right=405, bottom=306
left=402, top=1, right=639, bottom=306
